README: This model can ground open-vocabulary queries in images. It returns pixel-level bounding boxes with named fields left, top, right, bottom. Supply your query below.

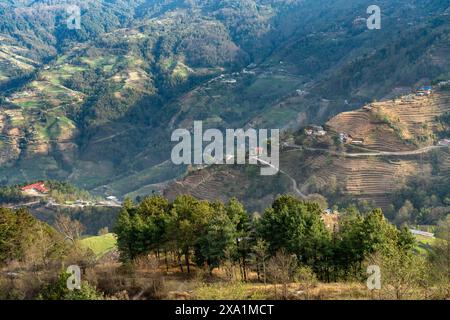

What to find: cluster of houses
left=305, top=125, right=326, bottom=137
left=19, top=181, right=122, bottom=207
left=339, top=133, right=364, bottom=145
left=437, top=80, right=450, bottom=87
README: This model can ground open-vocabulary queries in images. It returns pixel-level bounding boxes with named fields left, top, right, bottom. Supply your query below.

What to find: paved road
left=6, top=200, right=41, bottom=209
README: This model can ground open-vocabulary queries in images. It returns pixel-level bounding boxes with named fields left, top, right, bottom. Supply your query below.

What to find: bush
left=38, top=271, right=103, bottom=300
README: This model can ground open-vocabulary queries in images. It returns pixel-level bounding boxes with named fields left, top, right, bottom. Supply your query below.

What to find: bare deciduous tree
left=267, top=250, right=298, bottom=299
left=54, top=214, right=85, bottom=244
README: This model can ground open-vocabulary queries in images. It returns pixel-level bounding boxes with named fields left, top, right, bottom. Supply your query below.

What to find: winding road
left=250, top=156, right=307, bottom=199
left=252, top=142, right=448, bottom=199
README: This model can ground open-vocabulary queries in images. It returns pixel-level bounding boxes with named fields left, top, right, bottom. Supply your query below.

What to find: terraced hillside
left=0, top=40, right=38, bottom=84
left=164, top=89, right=450, bottom=212
left=164, top=164, right=292, bottom=211
left=1, top=0, right=449, bottom=197
left=327, top=91, right=450, bottom=151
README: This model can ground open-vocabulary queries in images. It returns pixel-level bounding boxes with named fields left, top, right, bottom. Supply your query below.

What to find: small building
left=339, top=133, right=351, bottom=143
left=438, top=139, right=450, bottom=146
left=437, top=80, right=450, bottom=87
left=353, top=17, right=367, bottom=26
left=321, top=209, right=340, bottom=232
left=21, top=182, right=49, bottom=195
left=340, top=133, right=364, bottom=145
left=409, top=229, right=434, bottom=238
left=305, top=125, right=327, bottom=137
left=315, top=129, right=326, bottom=136
left=416, top=86, right=432, bottom=96
left=250, top=147, right=264, bottom=156
left=222, top=79, right=237, bottom=84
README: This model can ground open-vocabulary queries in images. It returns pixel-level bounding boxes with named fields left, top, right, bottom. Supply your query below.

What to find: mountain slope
left=163, top=87, right=450, bottom=214
left=0, top=0, right=449, bottom=197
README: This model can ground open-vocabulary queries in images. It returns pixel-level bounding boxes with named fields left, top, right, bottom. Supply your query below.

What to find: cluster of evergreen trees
left=114, top=194, right=416, bottom=281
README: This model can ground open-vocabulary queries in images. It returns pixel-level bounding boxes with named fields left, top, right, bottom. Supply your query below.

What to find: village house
left=437, top=80, right=450, bottom=87
left=21, top=182, right=49, bottom=196
left=438, top=139, right=450, bottom=147
left=339, top=133, right=364, bottom=145
left=416, top=86, right=433, bottom=96
left=250, top=146, right=264, bottom=156
left=351, top=138, right=364, bottom=145
left=306, top=125, right=326, bottom=136
left=339, top=132, right=352, bottom=143
left=409, top=229, right=434, bottom=238
left=221, top=78, right=237, bottom=84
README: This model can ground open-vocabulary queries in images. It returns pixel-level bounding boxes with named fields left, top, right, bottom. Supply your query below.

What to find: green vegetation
left=46, top=180, right=96, bottom=203
left=115, top=195, right=415, bottom=282
left=79, top=233, right=117, bottom=258
left=1, top=0, right=448, bottom=195
left=1, top=194, right=449, bottom=300
left=38, top=271, right=103, bottom=300
left=390, top=174, right=450, bottom=226
left=0, top=185, right=26, bottom=203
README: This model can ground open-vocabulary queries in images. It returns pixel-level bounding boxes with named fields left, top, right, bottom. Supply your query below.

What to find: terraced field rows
left=166, top=169, right=246, bottom=203
left=327, top=91, right=450, bottom=152
left=439, top=150, right=450, bottom=175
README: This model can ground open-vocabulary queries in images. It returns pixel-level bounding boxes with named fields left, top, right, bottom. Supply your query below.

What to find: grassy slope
left=79, top=233, right=117, bottom=258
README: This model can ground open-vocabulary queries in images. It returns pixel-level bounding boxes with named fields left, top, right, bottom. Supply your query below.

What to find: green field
left=414, top=234, right=436, bottom=254
left=79, top=233, right=117, bottom=258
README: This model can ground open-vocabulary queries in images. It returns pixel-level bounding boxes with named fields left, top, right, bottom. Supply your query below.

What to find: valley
left=1, top=0, right=450, bottom=303
left=164, top=87, right=450, bottom=215
left=0, top=0, right=449, bottom=199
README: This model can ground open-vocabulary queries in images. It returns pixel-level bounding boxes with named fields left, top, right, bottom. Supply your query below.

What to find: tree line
left=114, top=194, right=422, bottom=282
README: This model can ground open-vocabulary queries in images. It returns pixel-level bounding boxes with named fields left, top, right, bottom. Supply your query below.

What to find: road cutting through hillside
left=285, top=144, right=447, bottom=157
left=251, top=143, right=448, bottom=200
left=250, top=156, right=307, bottom=199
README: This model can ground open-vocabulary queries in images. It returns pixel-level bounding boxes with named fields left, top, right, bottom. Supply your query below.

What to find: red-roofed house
left=21, top=182, right=49, bottom=195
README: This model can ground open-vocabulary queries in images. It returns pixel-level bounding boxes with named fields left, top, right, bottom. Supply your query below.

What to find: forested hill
left=0, top=0, right=449, bottom=197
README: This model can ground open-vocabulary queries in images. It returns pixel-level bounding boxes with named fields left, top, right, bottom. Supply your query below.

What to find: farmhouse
left=339, top=133, right=365, bottom=145
left=409, top=229, right=434, bottom=238
left=416, top=86, right=433, bottom=96
left=250, top=146, right=264, bottom=156
left=306, top=125, right=326, bottom=136
left=21, top=182, right=49, bottom=196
